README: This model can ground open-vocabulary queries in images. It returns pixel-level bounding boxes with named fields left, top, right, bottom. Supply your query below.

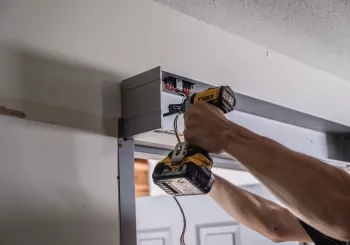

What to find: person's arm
left=209, top=174, right=311, bottom=242
left=184, top=102, right=350, bottom=241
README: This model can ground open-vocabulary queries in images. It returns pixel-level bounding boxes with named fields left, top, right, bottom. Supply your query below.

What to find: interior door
left=136, top=184, right=299, bottom=245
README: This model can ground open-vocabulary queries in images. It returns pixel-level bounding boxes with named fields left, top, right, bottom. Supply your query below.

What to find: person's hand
left=184, top=102, right=231, bottom=153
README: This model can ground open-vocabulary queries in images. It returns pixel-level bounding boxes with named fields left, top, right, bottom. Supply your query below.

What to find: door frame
left=117, top=139, right=247, bottom=245
left=118, top=139, right=349, bottom=245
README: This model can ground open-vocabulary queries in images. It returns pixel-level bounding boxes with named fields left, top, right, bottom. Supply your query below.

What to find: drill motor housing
left=153, top=86, right=236, bottom=196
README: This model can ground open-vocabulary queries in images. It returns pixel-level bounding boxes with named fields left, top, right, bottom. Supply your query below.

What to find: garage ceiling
left=154, top=0, right=350, bottom=82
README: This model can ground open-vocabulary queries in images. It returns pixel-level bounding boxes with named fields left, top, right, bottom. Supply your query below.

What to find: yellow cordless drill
left=152, top=86, right=236, bottom=196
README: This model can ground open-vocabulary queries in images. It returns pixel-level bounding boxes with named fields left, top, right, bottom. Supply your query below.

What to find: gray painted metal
left=122, top=66, right=350, bottom=164
left=121, top=67, right=350, bottom=137
left=118, top=138, right=137, bottom=245
left=235, top=93, right=350, bottom=134
left=121, top=66, right=161, bottom=92
left=122, top=79, right=161, bottom=120
left=123, top=110, right=163, bottom=138
left=121, top=67, right=162, bottom=137
left=134, top=143, right=350, bottom=170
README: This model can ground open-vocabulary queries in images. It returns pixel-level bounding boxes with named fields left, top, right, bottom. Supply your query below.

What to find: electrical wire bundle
left=173, top=113, right=187, bottom=245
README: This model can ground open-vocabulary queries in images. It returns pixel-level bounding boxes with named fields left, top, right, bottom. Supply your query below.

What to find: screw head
left=266, top=51, right=272, bottom=58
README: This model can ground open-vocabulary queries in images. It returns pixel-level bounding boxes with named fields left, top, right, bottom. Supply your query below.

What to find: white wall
left=0, top=45, right=121, bottom=136
left=0, top=0, right=350, bottom=128
left=0, top=115, right=120, bottom=245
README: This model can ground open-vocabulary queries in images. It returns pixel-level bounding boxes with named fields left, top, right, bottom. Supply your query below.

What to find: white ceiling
left=155, top=0, right=350, bottom=82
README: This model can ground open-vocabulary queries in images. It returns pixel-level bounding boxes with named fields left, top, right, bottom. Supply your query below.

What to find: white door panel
left=137, top=228, right=171, bottom=245
left=136, top=184, right=299, bottom=245
left=206, top=233, right=234, bottom=245
left=140, top=239, right=164, bottom=245
left=198, top=223, right=240, bottom=245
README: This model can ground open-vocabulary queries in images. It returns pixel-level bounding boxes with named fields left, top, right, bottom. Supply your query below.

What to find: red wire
left=174, top=196, right=187, bottom=245
left=166, top=86, right=191, bottom=96
left=174, top=114, right=181, bottom=143
left=173, top=114, right=186, bottom=245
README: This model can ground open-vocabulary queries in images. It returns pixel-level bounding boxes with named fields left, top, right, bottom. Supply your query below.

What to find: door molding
left=196, top=221, right=241, bottom=245
left=137, top=227, right=171, bottom=245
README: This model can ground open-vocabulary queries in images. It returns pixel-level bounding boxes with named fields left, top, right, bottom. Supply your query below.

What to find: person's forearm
left=221, top=122, right=350, bottom=240
left=209, top=174, right=310, bottom=242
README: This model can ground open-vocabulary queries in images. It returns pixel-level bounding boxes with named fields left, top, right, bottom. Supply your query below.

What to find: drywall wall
left=0, top=115, right=120, bottom=245
left=0, top=0, right=349, bottom=131
left=0, top=45, right=121, bottom=136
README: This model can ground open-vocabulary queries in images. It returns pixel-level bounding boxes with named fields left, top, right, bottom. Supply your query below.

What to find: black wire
left=173, top=196, right=187, bottom=245
left=176, top=91, right=186, bottom=97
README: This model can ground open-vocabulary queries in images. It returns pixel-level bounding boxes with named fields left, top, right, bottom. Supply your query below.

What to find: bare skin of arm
left=184, top=102, right=350, bottom=241
left=210, top=174, right=311, bottom=242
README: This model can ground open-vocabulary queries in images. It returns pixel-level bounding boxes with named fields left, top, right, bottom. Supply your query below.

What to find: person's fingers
left=205, top=102, right=225, bottom=115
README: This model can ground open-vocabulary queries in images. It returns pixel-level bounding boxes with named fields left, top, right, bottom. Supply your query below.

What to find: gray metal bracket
left=118, top=138, right=137, bottom=245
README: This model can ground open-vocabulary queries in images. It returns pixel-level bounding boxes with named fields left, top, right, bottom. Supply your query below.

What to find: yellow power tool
left=152, top=86, right=236, bottom=196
